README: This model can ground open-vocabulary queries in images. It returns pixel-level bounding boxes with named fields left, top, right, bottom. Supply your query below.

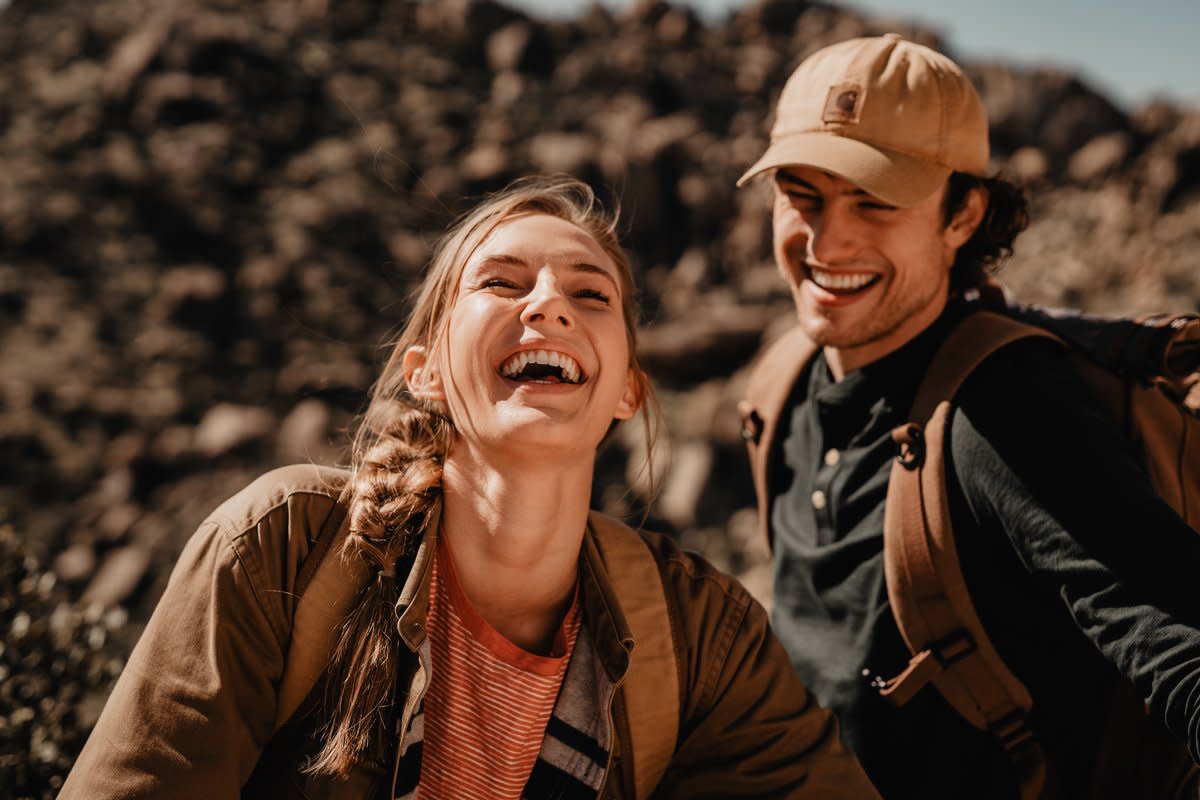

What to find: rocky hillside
left=1, top=0, right=1198, bottom=794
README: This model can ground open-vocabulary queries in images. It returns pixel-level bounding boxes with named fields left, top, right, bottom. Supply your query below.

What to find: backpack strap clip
left=988, top=708, right=1036, bottom=753
left=891, top=423, right=925, bottom=470
left=865, top=627, right=975, bottom=706
left=737, top=401, right=763, bottom=444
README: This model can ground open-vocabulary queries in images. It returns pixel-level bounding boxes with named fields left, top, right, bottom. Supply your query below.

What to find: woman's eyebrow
left=476, top=253, right=527, bottom=267
left=572, top=261, right=619, bottom=288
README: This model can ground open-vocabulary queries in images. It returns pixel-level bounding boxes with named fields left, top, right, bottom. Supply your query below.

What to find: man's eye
left=860, top=201, right=897, bottom=212
left=787, top=191, right=821, bottom=205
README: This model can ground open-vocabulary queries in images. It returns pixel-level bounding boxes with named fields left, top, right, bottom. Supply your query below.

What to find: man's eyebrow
left=777, top=169, right=816, bottom=188
left=775, top=170, right=874, bottom=198
left=775, top=172, right=820, bottom=193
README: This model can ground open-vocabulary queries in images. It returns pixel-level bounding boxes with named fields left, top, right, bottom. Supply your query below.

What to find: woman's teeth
left=500, top=349, right=583, bottom=384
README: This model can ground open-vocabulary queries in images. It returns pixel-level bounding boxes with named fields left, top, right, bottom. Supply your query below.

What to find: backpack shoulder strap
left=587, top=511, right=679, bottom=800
left=877, top=311, right=1062, bottom=800
left=273, top=492, right=370, bottom=733
left=738, top=325, right=820, bottom=553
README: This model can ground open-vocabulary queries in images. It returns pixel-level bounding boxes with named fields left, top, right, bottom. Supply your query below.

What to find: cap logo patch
left=823, top=82, right=863, bottom=124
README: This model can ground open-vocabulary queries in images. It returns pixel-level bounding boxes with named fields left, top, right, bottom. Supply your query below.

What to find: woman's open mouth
left=499, top=349, right=586, bottom=385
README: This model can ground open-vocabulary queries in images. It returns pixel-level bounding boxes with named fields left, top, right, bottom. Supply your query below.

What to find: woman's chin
left=478, top=418, right=605, bottom=463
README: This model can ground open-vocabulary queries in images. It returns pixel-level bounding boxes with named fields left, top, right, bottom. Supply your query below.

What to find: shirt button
left=811, top=490, right=827, bottom=510
left=824, top=449, right=841, bottom=467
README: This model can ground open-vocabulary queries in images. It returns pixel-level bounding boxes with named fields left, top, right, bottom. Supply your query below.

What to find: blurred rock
left=638, top=302, right=770, bottom=385
left=657, top=440, right=713, bottom=529
left=103, top=10, right=175, bottom=98
left=81, top=545, right=151, bottom=609
left=1007, top=146, right=1049, bottom=185
left=0, top=526, right=128, bottom=797
left=134, top=73, right=231, bottom=129
left=192, top=403, right=276, bottom=457
left=486, top=20, right=554, bottom=75
left=276, top=398, right=341, bottom=464
left=51, top=542, right=97, bottom=585
left=527, top=132, right=596, bottom=175
left=1068, top=131, right=1132, bottom=184
left=460, top=142, right=510, bottom=181
left=94, top=503, right=141, bottom=543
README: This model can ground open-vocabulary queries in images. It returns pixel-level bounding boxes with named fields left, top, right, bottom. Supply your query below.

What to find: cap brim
left=736, top=133, right=952, bottom=208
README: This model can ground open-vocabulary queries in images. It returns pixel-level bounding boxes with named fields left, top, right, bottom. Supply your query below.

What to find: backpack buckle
left=987, top=708, right=1035, bottom=753
left=891, top=423, right=924, bottom=470
left=864, top=629, right=976, bottom=706
left=738, top=401, right=764, bottom=444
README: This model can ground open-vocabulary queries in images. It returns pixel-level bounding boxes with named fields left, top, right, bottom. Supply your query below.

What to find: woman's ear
left=944, top=185, right=988, bottom=250
left=613, top=367, right=644, bottom=421
left=402, top=346, right=446, bottom=402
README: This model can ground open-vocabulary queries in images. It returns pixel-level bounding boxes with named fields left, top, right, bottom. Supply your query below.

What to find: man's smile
left=808, top=266, right=881, bottom=295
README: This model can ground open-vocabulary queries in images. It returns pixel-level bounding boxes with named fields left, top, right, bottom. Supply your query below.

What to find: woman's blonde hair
left=307, top=175, right=657, bottom=775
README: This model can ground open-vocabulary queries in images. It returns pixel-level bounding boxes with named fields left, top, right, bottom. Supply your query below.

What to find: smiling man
left=737, top=34, right=1200, bottom=798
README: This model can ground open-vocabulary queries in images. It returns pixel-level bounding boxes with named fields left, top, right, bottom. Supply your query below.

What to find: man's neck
left=824, top=292, right=951, bottom=380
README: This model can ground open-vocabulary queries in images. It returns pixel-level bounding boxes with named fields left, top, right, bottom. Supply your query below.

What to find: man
left=736, top=34, right=1200, bottom=798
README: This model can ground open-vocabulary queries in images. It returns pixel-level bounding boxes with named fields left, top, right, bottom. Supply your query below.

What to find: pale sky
left=507, top=0, right=1199, bottom=111
left=2, top=0, right=1190, bottom=110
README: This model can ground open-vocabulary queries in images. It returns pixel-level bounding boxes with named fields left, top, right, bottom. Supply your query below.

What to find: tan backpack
left=739, top=306, right=1200, bottom=800
left=272, top=505, right=679, bottom=800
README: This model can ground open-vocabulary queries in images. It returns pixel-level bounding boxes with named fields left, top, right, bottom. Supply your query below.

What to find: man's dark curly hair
left=942, top=172, right=1029, bottom=293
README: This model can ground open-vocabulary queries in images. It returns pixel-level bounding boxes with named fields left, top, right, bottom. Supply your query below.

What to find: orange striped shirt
left=417, top=538, right=582, bottom=800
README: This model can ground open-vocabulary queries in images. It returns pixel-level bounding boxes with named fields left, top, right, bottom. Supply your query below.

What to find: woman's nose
left=520, top=271, right=573, bottom=328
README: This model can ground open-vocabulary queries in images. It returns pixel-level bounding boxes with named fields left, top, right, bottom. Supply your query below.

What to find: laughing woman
left=62, top=177, right=878, bottom=799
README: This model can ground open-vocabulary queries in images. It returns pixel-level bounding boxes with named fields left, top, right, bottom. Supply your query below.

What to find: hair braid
left=305, top=406, right=454, bottom=776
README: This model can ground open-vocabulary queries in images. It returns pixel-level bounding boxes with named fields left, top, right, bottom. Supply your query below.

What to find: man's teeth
left=810, top=268, right=876, bottom=292
left=500, top=350, right=583, bottom=383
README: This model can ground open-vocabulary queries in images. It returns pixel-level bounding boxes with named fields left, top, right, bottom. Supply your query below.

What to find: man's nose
left=807, top=205, right=859, bottom=265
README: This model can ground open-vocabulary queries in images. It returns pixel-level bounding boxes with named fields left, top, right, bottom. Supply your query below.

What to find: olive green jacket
left=61, top=464, right=878, bottom=799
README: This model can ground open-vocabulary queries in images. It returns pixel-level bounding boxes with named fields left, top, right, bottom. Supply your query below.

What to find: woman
left=61, top=177, right=878, bottom=799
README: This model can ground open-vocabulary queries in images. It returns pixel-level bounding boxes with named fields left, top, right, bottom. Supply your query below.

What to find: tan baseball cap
left=737, top=33, right=989, bottom=207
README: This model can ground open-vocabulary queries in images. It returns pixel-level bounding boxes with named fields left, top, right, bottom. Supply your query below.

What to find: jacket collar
left=391, top=507, right=635, bottom=682
left=390, top=509, right=629, bottom=799
left=394, top=506, right=440, bottom=650
left=578, top=515, right=635, bottom=683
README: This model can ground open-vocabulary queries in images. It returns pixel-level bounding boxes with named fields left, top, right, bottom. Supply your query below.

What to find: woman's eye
left=576, top=288, right=611, bottom=304
left=481, top=277, right=518, bottom=290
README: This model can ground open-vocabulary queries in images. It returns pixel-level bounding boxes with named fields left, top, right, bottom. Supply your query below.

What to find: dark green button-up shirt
left=769, top=302, right=1200, bottom=798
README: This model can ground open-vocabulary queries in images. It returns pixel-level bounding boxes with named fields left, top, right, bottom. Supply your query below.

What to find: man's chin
left=798, top=312, right=871, bottom=349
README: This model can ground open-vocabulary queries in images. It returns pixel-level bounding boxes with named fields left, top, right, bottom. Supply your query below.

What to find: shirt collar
left=810, top=299, right=972, bottom=417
